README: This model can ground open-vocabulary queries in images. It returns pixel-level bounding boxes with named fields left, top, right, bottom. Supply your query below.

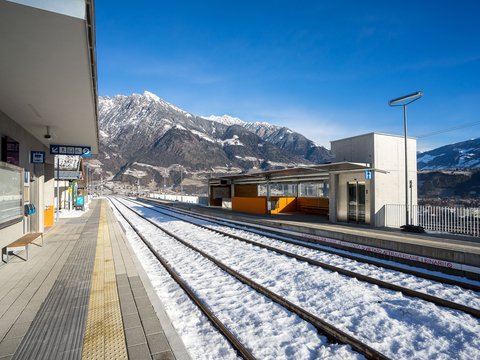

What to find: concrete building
left=0, top=0, right=98, bottom=247
left=208, top=132, right=417, bottom=227
left=330, top=132, right=417, bottom=226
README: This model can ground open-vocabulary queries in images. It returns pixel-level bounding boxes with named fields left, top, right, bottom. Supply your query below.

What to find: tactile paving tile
left=82, top=202, right=127, bottom=360
left=12, top=204, right=101, bottom=360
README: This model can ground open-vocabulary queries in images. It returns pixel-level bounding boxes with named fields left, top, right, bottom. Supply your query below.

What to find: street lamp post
left=389, top=91, right=423, bottom=226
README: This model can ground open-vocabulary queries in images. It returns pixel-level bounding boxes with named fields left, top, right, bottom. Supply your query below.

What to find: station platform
left=154, top=199, right=480, bottom=280
left=0, top=199, right=189, bottom=360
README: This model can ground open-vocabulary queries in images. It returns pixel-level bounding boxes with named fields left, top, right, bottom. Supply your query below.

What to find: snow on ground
left=110, top=198, right=361, bottom=360
left=417, top=153, right=444, bottom=164
left=141, top=204, right=480, bottom=309
left=220, top=135, right=244, bottom=146
left=124, top=168, right=148, bottom=178
left=235, top=155, right=262, bottom=162
left=211, top=166, right=243, bottom=174
left=266, top=161, right=288, bottom=167
left=175, top=124, right=187, bottom=131
left=201, top=115, right=245, bottom=126
left=120, top=198, right=480, bottom=360
left=190, top=129, right=215, bottom=143
left=110, top=200, right=239, bottom=359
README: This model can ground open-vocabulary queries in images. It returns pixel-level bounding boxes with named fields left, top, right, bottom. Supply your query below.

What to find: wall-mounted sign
left=365, top=170, right=373, bottom=180
left=50, top=145, right=91, bottom=156
left=31, top=151, right=45, bottom=164
left=58, top=171, right=82, bottom=180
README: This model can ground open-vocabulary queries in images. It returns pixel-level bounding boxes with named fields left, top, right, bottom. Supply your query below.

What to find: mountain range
left=417, top=138, right=480, bottom=170
left=88, top=91, right=480, bottom=199
left=88, top=91, right=332, bottom=192
left=416, top=138, right=480, bottom=201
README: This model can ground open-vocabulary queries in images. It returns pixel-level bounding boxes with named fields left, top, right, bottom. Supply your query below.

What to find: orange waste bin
left=44, top=205, right=54, bottom=227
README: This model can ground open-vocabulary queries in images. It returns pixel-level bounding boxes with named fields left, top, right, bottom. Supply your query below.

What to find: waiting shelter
left=209, top=132, right=418, bottom=227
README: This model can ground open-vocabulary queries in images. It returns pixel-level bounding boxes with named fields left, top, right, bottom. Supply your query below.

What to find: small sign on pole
left=365, top=170, right=373, bottom=180
left=31, top=151, right=45, bottom=164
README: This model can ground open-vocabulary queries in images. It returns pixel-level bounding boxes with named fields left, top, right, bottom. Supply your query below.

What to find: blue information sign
left=31, top=151, right=45, bottom=164
left=50, top=145, right=91, bottom=156
left=365, top=170, right=373, bottom=180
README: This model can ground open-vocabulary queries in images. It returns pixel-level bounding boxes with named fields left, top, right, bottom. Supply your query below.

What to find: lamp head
left=389, top=91, right=423, bottom=106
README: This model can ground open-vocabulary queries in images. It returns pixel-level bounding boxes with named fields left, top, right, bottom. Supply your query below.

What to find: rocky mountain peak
left=92, top=91, right=332, bottom=193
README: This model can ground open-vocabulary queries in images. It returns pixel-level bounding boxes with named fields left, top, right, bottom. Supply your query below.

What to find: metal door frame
left=347, top=181, right=366, bottom=223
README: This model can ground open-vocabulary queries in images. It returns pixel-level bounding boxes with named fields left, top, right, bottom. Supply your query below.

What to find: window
left=0, top=161, right=23, bottom=229
left=258, top=183, right=298, bottom=197
left=299, top=181, right=329, bottom=197
left=1, top=136, right=20, bottom=166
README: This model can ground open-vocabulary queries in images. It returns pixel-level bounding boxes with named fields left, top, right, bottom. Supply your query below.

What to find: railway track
left=131, top=197, right=480, bottom=318
left=140, top=197, right=480, bottom=293
left=109, top=199, right=256, bottom=360
left=110, top=197, right=389, bottom=360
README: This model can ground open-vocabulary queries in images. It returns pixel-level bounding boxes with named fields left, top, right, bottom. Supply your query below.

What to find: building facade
left=0, top=0, right=98, bottom=247
left=208, top=132, right=417, bottom=228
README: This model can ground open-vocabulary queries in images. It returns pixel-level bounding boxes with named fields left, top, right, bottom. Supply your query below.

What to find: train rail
left=140, top=197, right=480, bottom=293
left=109, top=199, right=257, bottom=359
left=110, top=197, right=389, bottom=360
left=131, top=197, right=480, bottom=318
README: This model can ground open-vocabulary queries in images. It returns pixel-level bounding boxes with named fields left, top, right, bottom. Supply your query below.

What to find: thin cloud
left=247, top=107, right=371, bottom=148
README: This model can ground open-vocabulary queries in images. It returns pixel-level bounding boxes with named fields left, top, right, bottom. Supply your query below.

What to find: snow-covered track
left=140, top=197, right=480, bottom=292
left=112, top=197, right=389, bottom=360
left=132, top=197, right=480, bottom=319
left=109, top=199, right=256, bottom=360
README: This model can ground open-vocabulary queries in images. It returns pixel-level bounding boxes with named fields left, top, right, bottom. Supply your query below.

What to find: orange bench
left=2, top=232, right=43, bottom=263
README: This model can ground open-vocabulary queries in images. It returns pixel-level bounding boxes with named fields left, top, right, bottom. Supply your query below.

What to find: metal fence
left=385, top=204, right=480, bottom=237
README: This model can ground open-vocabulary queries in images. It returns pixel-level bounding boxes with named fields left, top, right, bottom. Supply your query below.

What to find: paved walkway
left=0, top=199, right=188, bottom=360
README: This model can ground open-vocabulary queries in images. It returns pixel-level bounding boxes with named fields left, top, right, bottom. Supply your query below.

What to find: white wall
left=331, top=132, right=417, bottom=227
left=372, top=134, right=417, bottom=226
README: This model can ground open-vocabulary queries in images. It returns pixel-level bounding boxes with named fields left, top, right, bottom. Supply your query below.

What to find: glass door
left=348, top=183, right=357, bottom=221
left=357, top=183, right=365, bottom=223
left=347, top=182, right=365, bottom=223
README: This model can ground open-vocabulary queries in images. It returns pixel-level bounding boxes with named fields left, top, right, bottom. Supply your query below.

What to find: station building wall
left=0, top=110, right=53, bottom=247
left=331, top=133, right=417, bottom=226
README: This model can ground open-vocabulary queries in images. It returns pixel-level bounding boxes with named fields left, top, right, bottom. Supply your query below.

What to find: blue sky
left=96, top=1, right=480, bottom=151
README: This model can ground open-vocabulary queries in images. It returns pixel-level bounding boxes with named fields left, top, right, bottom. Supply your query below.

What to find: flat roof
left=0, top=0, right=99, bottom=153
left=330, top=132, right=416, bottom=144
left=209, top=162, right=370, bottom=183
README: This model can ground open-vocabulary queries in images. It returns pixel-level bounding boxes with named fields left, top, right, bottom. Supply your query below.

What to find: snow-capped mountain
left=92, top=91, right=332, bottom=192
left=201, top=114, right=244, bottom=126
left=417, top=138, right=480, bottom=170
left=200, top=115, right=332, bottom=163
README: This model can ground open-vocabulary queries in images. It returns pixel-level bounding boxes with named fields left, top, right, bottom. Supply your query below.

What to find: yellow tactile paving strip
left=82, top=201, right=127, bottom=360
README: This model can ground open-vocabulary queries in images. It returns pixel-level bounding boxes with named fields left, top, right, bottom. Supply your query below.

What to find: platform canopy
left=0, top=0, right=99, bottom=154
left=209, top=162, right=371, bottom=184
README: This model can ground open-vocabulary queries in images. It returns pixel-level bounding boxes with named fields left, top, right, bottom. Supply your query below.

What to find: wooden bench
left=297, top=197, right=329, bottom=216
left=300, top=205, right=329, bottom=216
left=2, top=232, right=43, bottom=263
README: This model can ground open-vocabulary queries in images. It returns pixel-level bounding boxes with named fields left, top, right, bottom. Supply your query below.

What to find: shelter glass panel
left=299, top=181, right=329, bottom=197
left=258, top=183, right=297, bottom=197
